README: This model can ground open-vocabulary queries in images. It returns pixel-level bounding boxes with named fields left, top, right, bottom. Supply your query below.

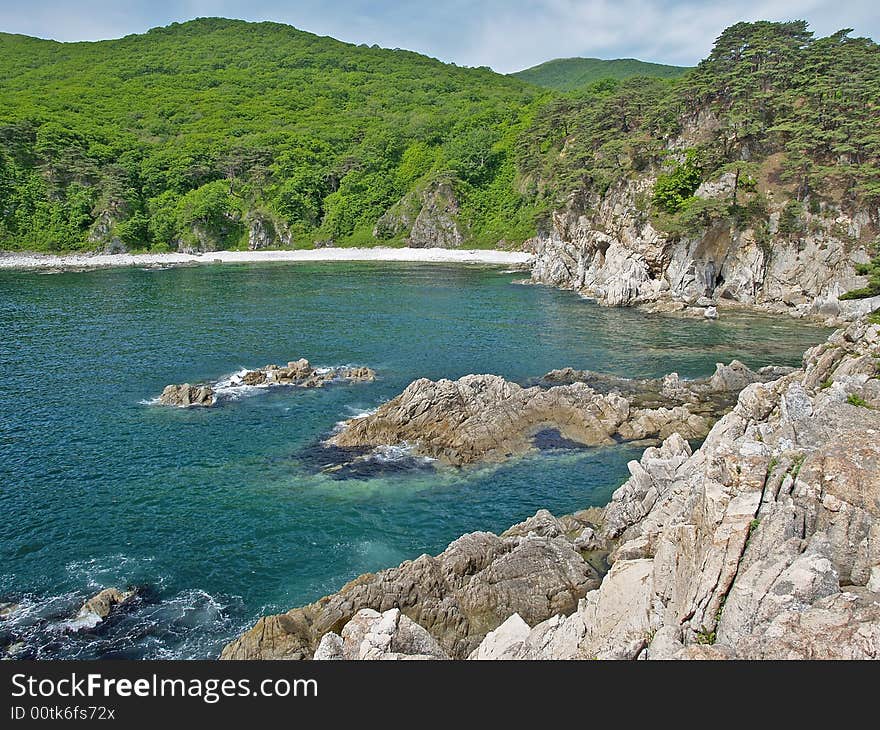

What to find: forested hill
left=0, top=17, right=546, bottom=251
left=1, top=18, right=878, bottom=256
left=511, top=57, right=689, bottom=90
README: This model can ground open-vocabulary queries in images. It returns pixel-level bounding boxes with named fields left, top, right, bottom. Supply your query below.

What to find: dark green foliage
left=652, top=150, right=704, bottom=213
left=847, top=393, right=871, bottom=408
left=841, top=255, right=880, bottom=299
left=512, top=57, right=690, bottom=91
left=777, top=200, right=804, bottom=235
left=1, top=18, right=878, bottom=252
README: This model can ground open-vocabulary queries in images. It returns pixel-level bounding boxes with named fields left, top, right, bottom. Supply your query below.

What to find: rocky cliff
left=528, top=167, right=880, bottom=322
left=222, top=320, right=880, bottom=660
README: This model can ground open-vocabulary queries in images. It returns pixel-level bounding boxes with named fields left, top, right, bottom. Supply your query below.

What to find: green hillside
left=0, top=17, right=546, bottom=251
left=511, top=57, right=690, bottom=91
left=0, top=18, right=877, bottom=255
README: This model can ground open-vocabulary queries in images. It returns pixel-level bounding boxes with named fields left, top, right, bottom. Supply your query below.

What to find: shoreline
left=0, top=247, right=534, bottom=271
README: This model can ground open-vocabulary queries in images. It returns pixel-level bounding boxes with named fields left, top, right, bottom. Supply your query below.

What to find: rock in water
left=490, top=320, right=880, bottom=659
left=225, top=320, right=880, bottom=661
left=326, top=360, right=785, bottom=466
left=67, top=588, right=136, bottom=631
left=158, top=383, right=215, bottom=408
left=155, top=359, right=376, bottom=407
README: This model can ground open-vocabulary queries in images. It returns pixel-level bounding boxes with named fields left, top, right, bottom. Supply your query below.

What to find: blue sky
left=0, top=1, right=876, bottom=73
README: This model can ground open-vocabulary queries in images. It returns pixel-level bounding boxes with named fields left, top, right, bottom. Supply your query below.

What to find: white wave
left=65, top=554, right=163, bottom=591
left=367, top=442, right=436, bottom=465
left=345, top=405, right=378, bottom=419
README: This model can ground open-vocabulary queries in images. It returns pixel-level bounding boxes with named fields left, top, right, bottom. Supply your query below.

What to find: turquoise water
left=0, top=262, right=828, bottom=658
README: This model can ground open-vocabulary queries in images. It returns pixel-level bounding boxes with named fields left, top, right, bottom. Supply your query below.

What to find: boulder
left=157, top=383, right=215, bottom=408
left=468, top=613, right=531, bottom=659
left=338, top=608, right=450, bottom=660
left=67, top=588, right=136, bottom=631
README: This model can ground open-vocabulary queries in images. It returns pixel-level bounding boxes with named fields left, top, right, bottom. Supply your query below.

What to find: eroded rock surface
left=327, top=361, right=786, bottom=466
left=475, top=320, right=880, bottom=659
left=527, top=168, right=875, bottom=323
left=158, top=383, right=216, bottom=407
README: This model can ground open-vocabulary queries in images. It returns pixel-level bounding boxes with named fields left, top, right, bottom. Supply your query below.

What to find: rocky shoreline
left=222, top=319, right=880, bottom=660
left=525, top=176, right=880, bottom=327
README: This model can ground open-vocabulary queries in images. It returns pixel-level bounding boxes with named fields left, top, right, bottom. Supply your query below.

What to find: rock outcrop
left=528, top=173, right=876, bottom=322
left=158, top=383, right=216, bottom=408
left=326, top=361, right=787, bottom=466
left=314, top=608, right=451, bottom=660
left=67, top=588, right=137, bottom=631
left=373, top=178, right=465, bottom=248
left=220, top=509, right=601, bottom=659
left=246, top=211, right=293, bottom=250
left=223, top=320, right=880, bottom=660
left=155, top=359, right=375, bottom=408
left=78, top=588, right=135, bottom=621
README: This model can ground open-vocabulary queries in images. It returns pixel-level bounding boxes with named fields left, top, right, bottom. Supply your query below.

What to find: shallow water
left=0, top=262, right=829, bottom=658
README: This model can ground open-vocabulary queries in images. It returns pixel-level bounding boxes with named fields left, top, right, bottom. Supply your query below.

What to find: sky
left=0, top=0, right=876, bottom=73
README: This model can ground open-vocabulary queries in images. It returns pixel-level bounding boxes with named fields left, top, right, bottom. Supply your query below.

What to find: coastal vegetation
left=0, top=18, right=878, bottom=257
left=520, top=21, right=880, bottom=236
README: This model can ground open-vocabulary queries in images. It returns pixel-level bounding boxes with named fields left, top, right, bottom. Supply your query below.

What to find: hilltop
left=511, top=57, right=689, bottom=91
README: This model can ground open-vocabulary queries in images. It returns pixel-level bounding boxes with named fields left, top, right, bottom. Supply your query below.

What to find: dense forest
left=0, top=18, right=547, bottom=251
left=0, top=18, right=878, bottom=258
left=511, top=57, right=689, bottom=91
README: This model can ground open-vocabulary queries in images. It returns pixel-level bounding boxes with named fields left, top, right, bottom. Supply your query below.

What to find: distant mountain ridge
left=512, top=57, right=690, bottom=90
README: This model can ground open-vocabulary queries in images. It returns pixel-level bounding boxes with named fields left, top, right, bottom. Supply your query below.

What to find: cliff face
left=529, top=174, right=879, bottom=321
left=222, top=321, right=880, bottom=660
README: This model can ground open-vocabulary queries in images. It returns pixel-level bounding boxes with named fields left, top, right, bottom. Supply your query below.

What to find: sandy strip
left=0, top=247, right=533, bottom=271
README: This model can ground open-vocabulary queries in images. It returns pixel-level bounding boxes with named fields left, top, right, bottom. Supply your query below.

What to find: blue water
left=0, top=262, right=828, bottom=658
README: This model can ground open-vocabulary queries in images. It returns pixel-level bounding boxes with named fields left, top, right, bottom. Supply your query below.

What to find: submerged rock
left=0, top=602, right=19, bottom=620
left=156, top=359, right=375, bottom=408
left=326, top=360, right=786, bottom=466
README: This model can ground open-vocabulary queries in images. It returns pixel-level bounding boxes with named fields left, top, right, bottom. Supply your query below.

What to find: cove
left=0, top=262, right=829, bottom=658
